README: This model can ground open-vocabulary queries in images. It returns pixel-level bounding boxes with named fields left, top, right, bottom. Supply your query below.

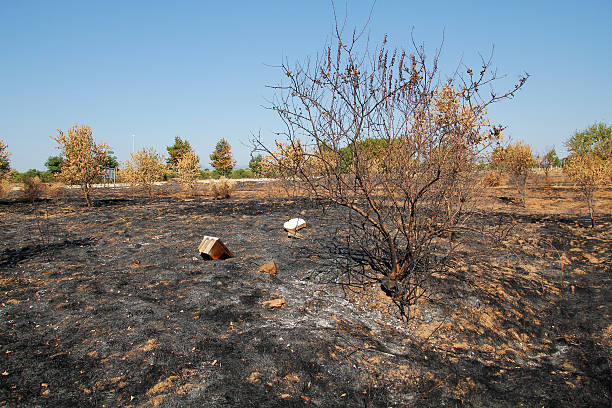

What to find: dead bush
left=564, top=152, right=610, bottom=227
left=177, top=149, right=201, bottom=197
left=122, top=148, right=166, bottom=198
left=45, top=182, right=66, bottom=200
left=505, top=142, right=535, bottom=205
left=0, top=178, right=10, bottom=198
left=482, top=171, right=504, bottom=187
left=23, top=176, right=45, bottom=203
left=209, top=177, right=233, bottom=199
left=253, top=23, right=527, bottom=320
left=491, top=141, right=534, bottom=205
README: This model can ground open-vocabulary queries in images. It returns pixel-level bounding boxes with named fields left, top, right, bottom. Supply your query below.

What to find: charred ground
left=0, top=181, right=610, bottom=407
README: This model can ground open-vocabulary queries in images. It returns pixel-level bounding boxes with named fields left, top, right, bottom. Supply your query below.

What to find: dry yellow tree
left=564, top=123, right=611, bottom=227
left=176, top=149, right=201, bottom=194
left=253, top=26, right=527, bottom=319
left=502, top=141, right=535, bottom=205
left=53, top=125, right=109, bottom=207
left=262, top=140, right=308, bottom=179
left=122, top=147, right=166, bottom=197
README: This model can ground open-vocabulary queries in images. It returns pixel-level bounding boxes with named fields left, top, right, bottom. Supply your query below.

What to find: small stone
left=258, top=261, right=278, bottom=275
left=287, top=230, right=304, bottom=239
left=247, top=372, right=261, bottom=383
left=262, top=298, right=286, bottom=309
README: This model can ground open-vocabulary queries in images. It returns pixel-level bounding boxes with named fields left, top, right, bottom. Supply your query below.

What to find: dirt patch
left=0, top=182, right=610, bottom=407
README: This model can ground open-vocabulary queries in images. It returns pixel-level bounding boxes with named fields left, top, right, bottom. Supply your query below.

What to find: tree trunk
left=446, top=197, right=455, bottom=241
left=587, top=193, right=595, bottom=228
left=84, top=187, right=91, bottom=207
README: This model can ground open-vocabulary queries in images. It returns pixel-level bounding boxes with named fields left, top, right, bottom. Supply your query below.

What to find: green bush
left=199, top=169, right=221, bottom=179
left=13, top=169, right=54, bottom=183
left=230, top=168, right=254, bottom=179
left=162, top=170, right=180, bottom=181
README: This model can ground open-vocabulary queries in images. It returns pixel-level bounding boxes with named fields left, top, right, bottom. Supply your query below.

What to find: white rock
left=283, top=218, right=306, bottom=232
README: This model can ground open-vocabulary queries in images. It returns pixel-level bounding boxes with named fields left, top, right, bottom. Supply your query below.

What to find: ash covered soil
left=0, top=182, right=610, bottom=407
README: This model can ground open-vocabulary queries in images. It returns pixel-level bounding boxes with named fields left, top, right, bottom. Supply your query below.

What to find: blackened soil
left=0, top=187, right=610, bottom=407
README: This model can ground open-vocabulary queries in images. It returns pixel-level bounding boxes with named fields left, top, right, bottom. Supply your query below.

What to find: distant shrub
left=231, top=168, right=254, bottom=179
left=23, top=176, right=45, bottom=203
left=162, top=170, right=180, bottom=181
left=209, top=177, right=233, bottom=199
left=482, top=171, right=504, bottom=187
left=249, top=155, right=263, bottom=177
left=12, top=169, right=54, bottom=183
left=45, top=182, right=66, bottom=200
left=200, top=169, right=221, bottom=179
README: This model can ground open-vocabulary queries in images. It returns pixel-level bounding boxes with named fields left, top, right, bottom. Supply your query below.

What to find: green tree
left=102, top=151, right=119, bottom=168
left=541, top=148, right=560, bottom=177
left=210, top=138, right=235, bottom=177
left=545, top=149, right=561, bottom=167
left=166, top=136, right=193, bottom=170
left=248, top=154, right=263, bottom=177
left=566, top=122, right=611, bottom=158
left=45, top=155, right=65, bottom=174
left=0, top=139, right=9, bottom=175
left=13, top=169, right=53, bottom=183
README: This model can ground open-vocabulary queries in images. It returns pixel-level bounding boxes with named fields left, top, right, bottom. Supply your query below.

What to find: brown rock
left=262, top=298, right=286, bottom=309
left=258, top=261, right=278, bottom=275
left=198, top=236, right=233, bottom=260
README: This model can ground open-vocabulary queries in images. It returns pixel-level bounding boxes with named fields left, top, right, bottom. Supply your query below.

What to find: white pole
left=132, top=134, right=135, bottom=153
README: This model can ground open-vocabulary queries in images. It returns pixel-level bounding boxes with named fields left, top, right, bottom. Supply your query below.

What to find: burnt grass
left=0, top=183, right=611, bottom=407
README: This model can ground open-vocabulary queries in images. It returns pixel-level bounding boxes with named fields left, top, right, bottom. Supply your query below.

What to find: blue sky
left=1, top=0, right=610, bottom=171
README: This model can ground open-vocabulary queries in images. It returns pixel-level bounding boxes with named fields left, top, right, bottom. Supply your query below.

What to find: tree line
left=0, top=131, right=260, bottom=204
left=0, top=121, right=610, bottom=210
